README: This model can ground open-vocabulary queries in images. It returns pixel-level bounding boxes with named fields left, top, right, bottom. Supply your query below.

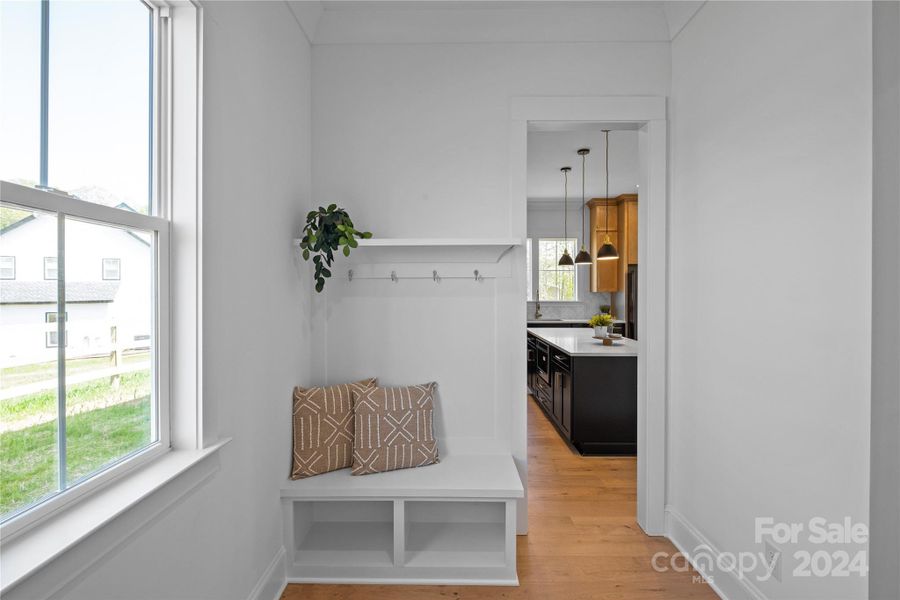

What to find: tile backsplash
left=527, top=292, right=613, bottom=320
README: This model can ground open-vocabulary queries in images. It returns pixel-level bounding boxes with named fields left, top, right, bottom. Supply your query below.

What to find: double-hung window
left=0, top=0, right=171, bottom=530
left=536, top=238, right=577, bottom=301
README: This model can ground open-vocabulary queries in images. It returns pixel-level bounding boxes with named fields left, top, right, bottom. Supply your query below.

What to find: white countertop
left=526, top=318, right=590, bottom=324
left=526, top=318, right=626, bottom=324
left=527, top=327, right=638, bottom=357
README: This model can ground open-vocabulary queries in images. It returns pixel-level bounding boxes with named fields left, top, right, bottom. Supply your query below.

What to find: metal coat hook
left=433, top=270, right=441, bottom=283
left=390, top=270, right=398, bottom=283
left=348, top=269, right=354, bottom=282
left=474, top=269, right=483, bottom=282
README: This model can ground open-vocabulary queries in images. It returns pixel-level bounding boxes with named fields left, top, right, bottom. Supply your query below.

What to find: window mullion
left=55, top=213, right=67, bottom=491
left=39, top=0, right=49, bottom=187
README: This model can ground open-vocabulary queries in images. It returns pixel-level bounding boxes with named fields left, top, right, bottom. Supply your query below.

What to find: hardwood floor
left=281, top=397, right=717, bottom=600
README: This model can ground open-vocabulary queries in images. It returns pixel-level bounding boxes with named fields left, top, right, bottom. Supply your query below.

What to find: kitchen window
left=102, top=258, right=121, bottom=280
left=537, top=238, right=578, bottom=301
left=0, top=0, right=173, bottom=533
left=0, top=256, right=14, bottom=279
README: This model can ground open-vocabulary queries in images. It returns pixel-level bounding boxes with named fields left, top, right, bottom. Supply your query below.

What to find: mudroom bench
left=280, top=454, right=524, bottom=585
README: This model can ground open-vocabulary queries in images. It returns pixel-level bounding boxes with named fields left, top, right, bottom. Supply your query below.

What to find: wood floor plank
left=280, top=397, right=717, bottom=600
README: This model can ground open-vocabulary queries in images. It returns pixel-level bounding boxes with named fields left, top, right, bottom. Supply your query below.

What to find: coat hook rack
left=340, top=267, right=502, bottom=282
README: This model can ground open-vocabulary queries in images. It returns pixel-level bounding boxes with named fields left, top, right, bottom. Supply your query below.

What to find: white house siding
left=0, top=211, right=151, bottom=368
left=0, top=302, right=112, bottom=366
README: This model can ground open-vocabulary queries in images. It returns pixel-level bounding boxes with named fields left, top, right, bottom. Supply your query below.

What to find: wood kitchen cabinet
left=589, top=194, right=638, bottom=293
left=625, top=198, right=638, bottom=264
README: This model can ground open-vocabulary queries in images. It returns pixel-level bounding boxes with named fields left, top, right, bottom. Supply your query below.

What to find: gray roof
left=0, top=281, right=120, bottom=304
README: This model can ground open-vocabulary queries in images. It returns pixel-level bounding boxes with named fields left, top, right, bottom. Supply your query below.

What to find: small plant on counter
left=298, top=204, right=372, bottom=293
left=589, top=314, right=614, bottom=328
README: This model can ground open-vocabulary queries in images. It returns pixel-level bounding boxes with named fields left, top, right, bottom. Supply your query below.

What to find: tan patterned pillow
left=351, top=383, right=439, bottom=476
left=291, top=378, right=377, bottom=479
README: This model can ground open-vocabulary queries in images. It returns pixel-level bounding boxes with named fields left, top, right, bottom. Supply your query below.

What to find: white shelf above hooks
left=292, top=237, right=521, bottom=264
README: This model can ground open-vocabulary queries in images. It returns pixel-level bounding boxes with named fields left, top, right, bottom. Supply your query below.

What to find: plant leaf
left=343, top=245, right=350, bottom=257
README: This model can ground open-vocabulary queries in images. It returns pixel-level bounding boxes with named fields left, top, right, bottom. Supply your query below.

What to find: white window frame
left=0, top=0, right=206, bottom=553
left=536, top=237, right=578, bottom=302
left=45, top=310, right=68, bottom=348
left=1, top=183, right=171, bottom=530
left=43, top=256, right=57, bottom=280
left=525, top=237, right=532, bottom=301
left=0, top=256, right=14, bottom=279
left=102, top=257, right=121, bottom=280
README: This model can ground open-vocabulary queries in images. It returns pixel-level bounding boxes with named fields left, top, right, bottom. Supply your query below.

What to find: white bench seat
left=280, top=454, right=524, bottom=500
left=280, top=454, right=523, bottom=586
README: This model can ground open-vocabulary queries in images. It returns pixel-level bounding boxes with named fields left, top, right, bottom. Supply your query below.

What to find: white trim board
left=666, top=507, right=766, bottom=600
left=247, top=547, right=286, bottom=600
left=510, top=95, right=668, bottom=535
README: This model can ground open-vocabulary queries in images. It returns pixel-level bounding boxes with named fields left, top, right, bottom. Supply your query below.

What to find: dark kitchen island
left=527, top=327, right=637, bottom=455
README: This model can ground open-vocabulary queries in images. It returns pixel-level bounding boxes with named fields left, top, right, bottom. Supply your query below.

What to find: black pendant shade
left=597, top=240, right=619, bottom=260
left=558, top=249, right=575, bottom=266
left=574, top=248, right=592, bottom=264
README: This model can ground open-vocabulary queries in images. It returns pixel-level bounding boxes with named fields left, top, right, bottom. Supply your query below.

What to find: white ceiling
left=289, top=0, right=702, bottom=44
left=527, top=125, right=640, bottom=202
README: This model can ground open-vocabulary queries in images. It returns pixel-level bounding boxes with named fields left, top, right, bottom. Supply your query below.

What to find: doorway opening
left=509, top=97, right=668, bottom=538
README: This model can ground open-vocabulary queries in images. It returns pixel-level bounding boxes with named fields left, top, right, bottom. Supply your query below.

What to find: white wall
left=870, top=1, right=900, bottom=598
left=669, top=2, right=871, bottom=599
left=312, top=40, right=668, bottom=531
left=13, top=3, right=313, bottom=599
left=527, top=128, right=640, bottom=200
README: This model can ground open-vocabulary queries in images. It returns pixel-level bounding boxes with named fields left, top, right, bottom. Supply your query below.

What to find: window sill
left=0, top=439, right=230, bottom=593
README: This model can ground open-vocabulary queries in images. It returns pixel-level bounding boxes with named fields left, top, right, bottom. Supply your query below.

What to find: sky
left=0, top=0, right=151, bottom=212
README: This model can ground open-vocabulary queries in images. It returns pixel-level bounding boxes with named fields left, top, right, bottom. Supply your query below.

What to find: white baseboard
left=248, top=546, right=286, bottom=600
left=665, top=506, right=767, bottom=600
left=285, top=576, right=518, bottom=586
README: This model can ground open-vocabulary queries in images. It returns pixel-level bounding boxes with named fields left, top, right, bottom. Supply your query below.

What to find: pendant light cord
left=563, top=168, right=569, bottom=240
left=581, top=152, right=586, bottom=248
left=604, top=130, right=610, bottom=238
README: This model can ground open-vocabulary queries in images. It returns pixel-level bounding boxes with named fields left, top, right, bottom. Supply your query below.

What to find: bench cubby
left=281, top=455, right=523, bottom=585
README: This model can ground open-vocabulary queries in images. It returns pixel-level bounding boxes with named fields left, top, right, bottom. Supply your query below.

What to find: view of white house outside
left=0, top=0, right=157, bottom=522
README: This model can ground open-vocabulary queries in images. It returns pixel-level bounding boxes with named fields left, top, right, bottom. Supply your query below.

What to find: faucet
left=534, top=298, right=542, bottom=320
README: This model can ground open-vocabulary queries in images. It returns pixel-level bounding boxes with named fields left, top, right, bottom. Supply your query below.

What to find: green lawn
left=1, top=351, right=150, bottom=389
left=0, top=398, right=151, bottom=517
left=0, top=370, right=151, bottom=424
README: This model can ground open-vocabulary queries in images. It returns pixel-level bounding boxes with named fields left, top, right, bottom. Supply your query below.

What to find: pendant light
left=597, top=129, right=619, bottom=261
left=573, top=148, right=593, bottom=264
left=558, top=166, right=574, bottom=266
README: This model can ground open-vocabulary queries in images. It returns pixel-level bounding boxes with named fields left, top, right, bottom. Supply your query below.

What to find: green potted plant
left=589, top=313, right=614, bottom=338
left=298, top=204, right=372, bottom=292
